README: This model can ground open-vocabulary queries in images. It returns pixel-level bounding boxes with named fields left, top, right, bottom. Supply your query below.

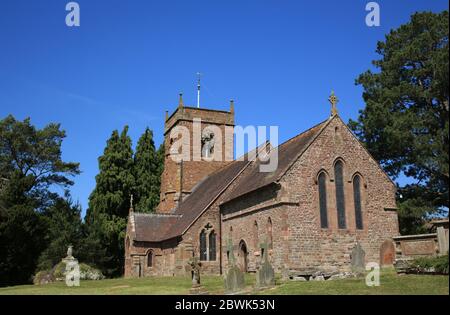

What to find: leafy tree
left=349, top=11, right=449, bottom=234
left=134, top=128, right=161, bottom=212
left=86, top=126, right=135, bottom=276
left=0, top=115, right=80, bottom=285
left=0, top=115, right=80, bottom=209
left=37, top=193, right=84, bottom=271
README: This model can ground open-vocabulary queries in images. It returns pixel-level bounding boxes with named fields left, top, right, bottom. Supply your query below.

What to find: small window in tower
left=201, top=131, right=215, bottom=158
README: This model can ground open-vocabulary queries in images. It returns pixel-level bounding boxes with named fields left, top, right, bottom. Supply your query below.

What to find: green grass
left=0, top=269, right=447, bottom=295
left=263, top=269, right=449, bottom=295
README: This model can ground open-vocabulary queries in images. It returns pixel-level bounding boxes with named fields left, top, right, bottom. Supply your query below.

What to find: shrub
left=52, top=261, right=67, bottom=280
left=411, top=255, right=449, bottom=274
left=33, top=270, right=55, bottom=285
left=34, top=261, right=104, bottom=284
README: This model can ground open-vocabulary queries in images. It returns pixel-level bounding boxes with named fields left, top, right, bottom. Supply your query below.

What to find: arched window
left=201, top=131, right=215, bottom=158
left=334, top=161, right=346, bottom=229
left=147, top=250, right=153, bottom=267
left=209, top=231, right=217, bottom=261
left=318, top=172, right=328, bottom=228
left=353, top=175, right=363, bottom=230
left=267, top=217, right=273, bottom=248
left=200, top=230, right=207, bottom=261
left=253, top=221, right=259, bottom=248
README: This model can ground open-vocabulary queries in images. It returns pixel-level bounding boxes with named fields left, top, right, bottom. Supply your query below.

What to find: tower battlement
left=157, top=98, right=235, bottom=213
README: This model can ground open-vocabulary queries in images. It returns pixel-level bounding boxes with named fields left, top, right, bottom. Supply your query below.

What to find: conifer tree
left=349, top=11, right=449, bottom=234
left=86, top=126, right=135, bottom=276
left=134, top=128, right=161, bottom=213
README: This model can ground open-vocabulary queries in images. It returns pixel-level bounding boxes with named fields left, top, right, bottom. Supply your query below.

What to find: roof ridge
left=134, top=212, right=181, bottom=218
left=220, top=116, right=333, bottom=204
left=276, top=117, right=330, bottom=149
left=173, top=160, right=237, bottom=209
left=179, top=159, right=251, bottom=236
left=275, top=116, right=334, bottom=182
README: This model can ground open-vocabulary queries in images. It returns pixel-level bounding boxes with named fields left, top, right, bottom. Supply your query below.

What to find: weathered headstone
left=380, top=240, right=395, bottom=266
left=256, top=240, right=275, bottom=288
left=188, top=256, right=208, bottom=294
left=224, top=238, right=245, bottom=294
left=351, top=242, right=366, bottom=274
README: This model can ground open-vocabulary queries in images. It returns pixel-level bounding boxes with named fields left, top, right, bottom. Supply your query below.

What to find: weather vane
left=328, top=90, right=339, bottom=116
left=197, top=72, right=202, bottom=108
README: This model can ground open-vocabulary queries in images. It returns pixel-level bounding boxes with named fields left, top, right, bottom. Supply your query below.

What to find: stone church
left=124, top=94, right=399, bottom=278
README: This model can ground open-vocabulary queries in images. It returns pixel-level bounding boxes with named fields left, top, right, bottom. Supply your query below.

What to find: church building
left=124, top=93, right=399, bottom=277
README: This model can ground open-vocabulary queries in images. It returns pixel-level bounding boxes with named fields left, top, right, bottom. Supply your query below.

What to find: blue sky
left=0, top=0, right=448, bottom=216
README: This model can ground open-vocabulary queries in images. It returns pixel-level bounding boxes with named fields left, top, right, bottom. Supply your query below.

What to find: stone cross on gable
left=328, top=90, right=339, bottom=116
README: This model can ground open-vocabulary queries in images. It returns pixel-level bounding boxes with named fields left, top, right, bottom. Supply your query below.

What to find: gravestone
left=188, top=256, right=208, bottom=294
left=256, top=240, right=275, bottom=288
left=380, top=240, right=395, bottom=266
left=224, top=238, right=245, bottom=293
left=351, top=242, right=366, bottom=274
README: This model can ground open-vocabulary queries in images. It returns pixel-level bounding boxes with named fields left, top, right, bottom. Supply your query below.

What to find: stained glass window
left=209, top=231, right=216, bottom=261
left=318, top=172, right=328, bottom=228
left=200, top=230, right=207, bottom=261
left=353, top=175, right=363, bottom=230
left=335, top=161, right=346, bottom=229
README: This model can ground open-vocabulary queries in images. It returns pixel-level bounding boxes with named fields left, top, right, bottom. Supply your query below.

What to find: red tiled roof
left=221, top=119, right=329, bottom=203
left=131, top=118, right=330, bottom=242
left=133, top=213, right=180, bottom=242
left=164, top=160, right=249, bottom=239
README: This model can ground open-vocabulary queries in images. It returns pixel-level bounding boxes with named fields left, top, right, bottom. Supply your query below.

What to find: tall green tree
left=134, top=128, right=161, bottom=213
left=86, top=126, right=135, bottom=276
left=0, top=115, right=80, bottom=285
left=37, top=193, right=84, bottom=271
left=349, top=11, right=449, bottom=234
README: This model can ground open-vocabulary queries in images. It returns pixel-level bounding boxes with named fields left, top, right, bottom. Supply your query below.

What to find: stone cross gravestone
left=224, top=238, right=245, bottom=294
left=188, top=256, right=202, bottom=288
left=187, top=256, right=208, bottom=294
left=256, top=240, right=275, bottom=288
left=351, top=242, right=366, bottom=274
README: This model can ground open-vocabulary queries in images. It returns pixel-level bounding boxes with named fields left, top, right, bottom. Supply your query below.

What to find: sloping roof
left=130, top=117, right=330, bottom=243
left=163, top=160, right=249, bottom=239
left=132, top=159, right=249, bottom=242
left=133, top=213, right=180, bottom=242
left=221, top=118, right=329, bottom=203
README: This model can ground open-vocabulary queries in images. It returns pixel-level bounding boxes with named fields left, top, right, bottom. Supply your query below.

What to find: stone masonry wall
left=158, top=107, right=234, bottom=213
left=221, top=116, right=399, bottom=274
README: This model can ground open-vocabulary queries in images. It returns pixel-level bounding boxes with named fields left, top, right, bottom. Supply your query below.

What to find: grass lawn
left=0, top=269, right=447, bottom=295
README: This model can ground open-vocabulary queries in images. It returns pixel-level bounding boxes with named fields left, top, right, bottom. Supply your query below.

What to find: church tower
left=157, top=95, right=235, bottom=213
